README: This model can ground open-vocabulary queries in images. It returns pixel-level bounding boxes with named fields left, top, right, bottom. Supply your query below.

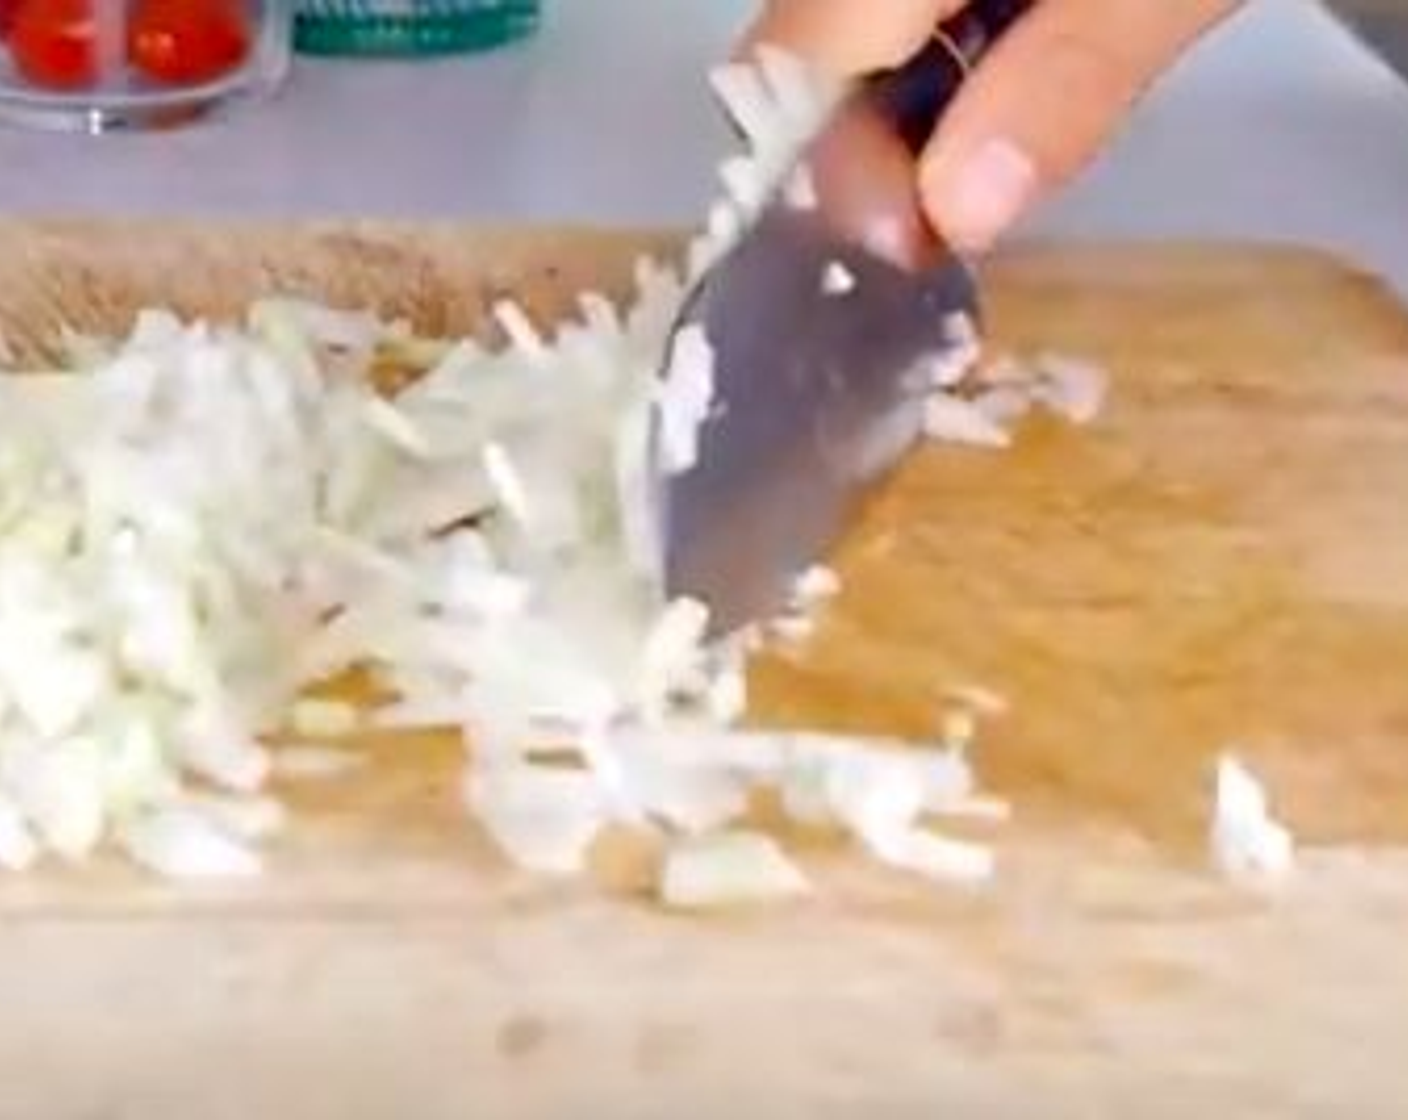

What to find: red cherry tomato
left=129, top=0, right=250, bottom=86
left=0, top=0, right=17, bottom=39
left=8, top=0, right=98, bottom=90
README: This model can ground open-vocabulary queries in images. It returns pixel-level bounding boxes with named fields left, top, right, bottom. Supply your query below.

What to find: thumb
left=920, top=0, right=1239, bottom=252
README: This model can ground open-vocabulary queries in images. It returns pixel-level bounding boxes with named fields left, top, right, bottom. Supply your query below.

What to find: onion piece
left=121, top=808, right=262, bottom=880
left=480, top=441, right=534, bottom=529
left=1032, top=353, right=1108, bottom=424
left=621, top=755, right=751, bottom=836
left=705, top=665, right=748, bottom=724
left=720, top=157, right=770, bottom=213
left=5, top=743, right=105, bottom=861
left=492, top=301, right=550, bottom=363
left=634, top=598, right=711, bottom=719
left=939, top=795, right=1012, bottom=823
left=0, top=799, right=39, bottom=871
left=866, top=827, right=995, bottom=886
left=289, top=698, right=361, bottom=740
left=180, top=794, right=287, bottom=841
left=821, top=261, right=856, bottom=296
left=361, top=397, right=433, bottom=460
left=923, top=392, right=1013, bottom=448
left=972, top=385, right=1035, bottom=427
left=272, top=745, right=367, bottom=782
left=178, top=731, right=270, bottom=796
left=825, top=749, right=926, bottom=838
left=917, top=349, right=982, bottom=393
left=465, top=763, right=607, bottom=876
left=942, top=311, right=979, bottom=348
left=660, top=830, right=810, bottom=909
left=709, top=63, right=777, bottom=146
left=1211, top=754, right=1295, bottom=882
left=655, top=324, right=716, bottom=475
left=754, top=44, right=835, bottom=125
left=791, top=564, right=841, bottom=607
left=778, top=753, right=834, bottom=827
left=810, top=741, right=994, bottom=885
left=920, top=746, right=978, bottom=811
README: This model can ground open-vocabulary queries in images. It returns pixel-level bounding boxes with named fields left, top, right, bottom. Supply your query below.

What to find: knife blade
left=653, top=0, right=1032, bottom=636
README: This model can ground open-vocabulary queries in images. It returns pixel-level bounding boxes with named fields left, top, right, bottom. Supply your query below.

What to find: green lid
left=294, top=1, right=539, bottom=57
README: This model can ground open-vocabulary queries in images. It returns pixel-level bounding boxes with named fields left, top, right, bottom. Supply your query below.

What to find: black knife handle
left=870, top=0, right=1033, bottom=153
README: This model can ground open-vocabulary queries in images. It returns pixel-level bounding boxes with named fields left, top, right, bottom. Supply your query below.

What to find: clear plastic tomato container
left=0, top=0, right=292, bottom=132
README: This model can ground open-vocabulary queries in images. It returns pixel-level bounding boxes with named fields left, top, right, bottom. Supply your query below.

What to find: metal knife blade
left=654, top=1, right=1032, bottom=635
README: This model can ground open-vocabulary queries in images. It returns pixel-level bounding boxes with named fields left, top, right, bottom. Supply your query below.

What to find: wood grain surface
left=0, top=221, right=1405, bottom=1118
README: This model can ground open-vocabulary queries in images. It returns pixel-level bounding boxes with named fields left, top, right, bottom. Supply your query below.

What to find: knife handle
left=871, top=0, right=1033, bottom=153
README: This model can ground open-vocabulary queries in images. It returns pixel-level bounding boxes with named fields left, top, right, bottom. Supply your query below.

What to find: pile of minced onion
left=0, top=49, right=1138, bottom=900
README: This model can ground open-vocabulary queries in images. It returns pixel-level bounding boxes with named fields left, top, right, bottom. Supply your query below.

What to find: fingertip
left=914, top=0, right=1237, bottom=251
left=920, top=136, right=1038, bottom=254
left=741, top=0, right=965, bottom=78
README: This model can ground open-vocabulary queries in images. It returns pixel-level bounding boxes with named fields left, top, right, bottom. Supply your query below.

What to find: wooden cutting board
left=1, top=221, right=1407, bottom=1118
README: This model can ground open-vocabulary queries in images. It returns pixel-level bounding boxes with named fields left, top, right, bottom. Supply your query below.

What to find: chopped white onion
left=915, top=346, right=983, bottom=393
left=965, top=351, right=1110, bottom=431
left=709, top=63, right=777, bottom=147
left=1211, top=754, right=1295, bottom=882
left=1032, top=353, right=1108, bottom=424
left=271, top=745, right=367, bottom=781
left=0, top=49, right=1052, bottom=893
left=289, top=698, right=361, bottom=740
left=866, top=827, right=995, bottom=886
left=0, top=798, right=38, bottom=871
left=939, top=795, right=1013, bottom=824
left=465, top=763, right=607, bottom=876
left=481, top=441, right=535, bottom=528
left=4, top=743, right=105, bottom=860
left=923, top=392, right=1013, bottom=448
left=700, top=45, right=842, bottom=266
left=791, top=564, right=841, bottom=607
left=754, top=44, right=835, bottom=125
left=492, top=301, right=550, bottom=363
left=621, top=755, right=750, bottom=836
left=181, top=793, right=287, bottom=840
left=942, top=311, right=978, bottom=346
left=825, top=749, right=927, bottom=840
left=720, top=156, right=770, bottom=213
left=655, top=324, right=716, bottom=475
left=806, top=740, right=993, bottom=884
left=635, top=597, right=712, bottom=719
left=919, top=746, right=979, bottom=811
left=705, top=665, right=748, bottom=724
left=821, top=261, right=857, bottom=296
left=660, top=830, right=810, bottom=909
left=769, top=613, right=817, bottom=646
left=121, top=808, right=262, bottom=880
left=972, top=385, right=1035, bottom=427
left=778, top=752, right=834, bottom=827
left=178, top=732, right=270, bottom=796
left=361, top=397, right=433, bottom=460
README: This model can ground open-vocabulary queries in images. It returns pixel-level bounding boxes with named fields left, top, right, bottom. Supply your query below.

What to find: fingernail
left=930, top=138, right=1037, bottom=252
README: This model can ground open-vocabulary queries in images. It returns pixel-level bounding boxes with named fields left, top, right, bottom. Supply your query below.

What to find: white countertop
left=2, top=0, right=1408, bottom=293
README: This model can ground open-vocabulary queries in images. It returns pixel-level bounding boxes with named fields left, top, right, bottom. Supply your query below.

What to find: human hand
left=741, top=0, right=1239, bottom=252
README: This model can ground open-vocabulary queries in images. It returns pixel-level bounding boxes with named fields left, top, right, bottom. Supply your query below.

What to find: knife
left=653, top=0, right=1032, bottom=636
